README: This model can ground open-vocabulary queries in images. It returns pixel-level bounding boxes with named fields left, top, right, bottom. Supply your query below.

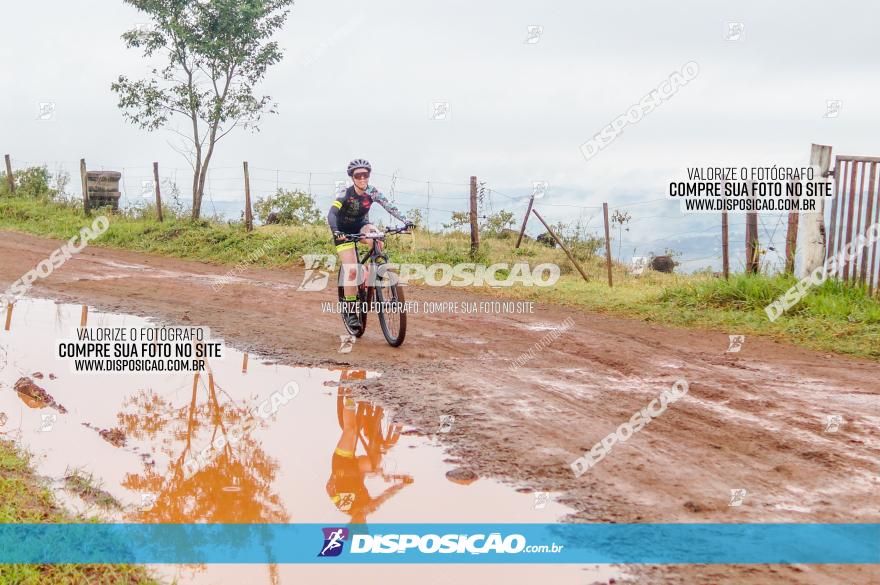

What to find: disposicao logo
left=317, top=530, right=561, bottom=557
left=318, top=527, right=349, bottom=557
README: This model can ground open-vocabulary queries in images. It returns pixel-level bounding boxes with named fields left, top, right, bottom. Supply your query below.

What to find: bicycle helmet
left=347, top=159, right=372, bottom=177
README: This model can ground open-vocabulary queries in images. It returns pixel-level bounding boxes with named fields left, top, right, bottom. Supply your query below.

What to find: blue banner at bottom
left=0, top=524, right=876, bottom=564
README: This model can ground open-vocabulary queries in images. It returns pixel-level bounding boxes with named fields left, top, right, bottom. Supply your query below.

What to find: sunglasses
left=352, top=172, right=370, bottom=180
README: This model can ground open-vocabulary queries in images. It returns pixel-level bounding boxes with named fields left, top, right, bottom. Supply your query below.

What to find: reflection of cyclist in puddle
left=326, top=369, right=412, bottom=522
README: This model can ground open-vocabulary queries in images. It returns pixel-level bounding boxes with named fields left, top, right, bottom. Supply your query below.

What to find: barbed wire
left=5, top=156, right=809, bottom=271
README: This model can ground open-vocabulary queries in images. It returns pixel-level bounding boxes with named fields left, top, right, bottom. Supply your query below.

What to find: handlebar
left=337, top=226, right=412, bottom=242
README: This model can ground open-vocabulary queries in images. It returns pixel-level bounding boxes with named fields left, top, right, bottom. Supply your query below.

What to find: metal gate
left=826, top=155, right=880, bottom=294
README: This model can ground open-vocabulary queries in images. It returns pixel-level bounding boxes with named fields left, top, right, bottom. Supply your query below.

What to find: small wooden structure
left=86, top=171, right=122, bottom=210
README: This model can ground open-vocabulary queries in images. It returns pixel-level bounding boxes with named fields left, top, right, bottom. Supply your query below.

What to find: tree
left=112, top=0, right=293, bottom=219
left=610, top=210, right=632, bottom=262
left=442, top=209, right=515, bottom=235
left=551, top=219, right=603, bottom=261
left=405, top=208, right=424, bottom=228
left=442, top=211, right=469, bottom=231
left=482, top=209, right=515, bottom=236
left=0, top=166, right=60, bottom=200
left=253, top=189, right=322, bottom=225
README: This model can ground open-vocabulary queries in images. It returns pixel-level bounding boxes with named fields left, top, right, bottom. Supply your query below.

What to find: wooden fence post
left=798, top=143, right=832, bottom=278
left=469, top=176, right=479, bottom=257
left=531, top=208, right=589, bottom=282
left=785, top=210, right=799, bottom=274
left=243, top=161, right=253, bottom=232
left=745, top=211, right=759, bottom=274
left=80, top=159, right=90, bottom=215
left=721, top=210, right=730, bottom=279
left=4, top=154, right=14, bottom=194
left=603, top=202, right=613, bottom=287
left=153, top=162, right=164, bottom=222
left=515, top=195, right=535, bottom=248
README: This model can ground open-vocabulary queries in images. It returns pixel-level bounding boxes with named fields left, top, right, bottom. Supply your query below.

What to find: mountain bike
left=336, top=226, right=409, bottom=347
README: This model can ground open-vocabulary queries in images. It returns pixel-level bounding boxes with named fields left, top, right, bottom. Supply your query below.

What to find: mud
left=81, top=422, right=127, bottom=447
left=1, top=231, right=879, bottom=584
left=13, top=376, right=68, bottom=413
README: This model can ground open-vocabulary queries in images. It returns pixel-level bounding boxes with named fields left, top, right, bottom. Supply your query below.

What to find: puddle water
left=518, top=322, right=563, bottom=332
left=0, top=299, right=623, bottom=584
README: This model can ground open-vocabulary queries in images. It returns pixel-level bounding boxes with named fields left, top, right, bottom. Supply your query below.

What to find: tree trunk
left=191, top=162, right=201, bottom=219
left=195, top=145, right=216, bottom=220
left=191, top=150, right=203, bottom=220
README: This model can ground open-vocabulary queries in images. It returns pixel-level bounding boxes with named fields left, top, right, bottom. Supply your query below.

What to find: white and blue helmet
left=347, top=158, right=371, bottom=177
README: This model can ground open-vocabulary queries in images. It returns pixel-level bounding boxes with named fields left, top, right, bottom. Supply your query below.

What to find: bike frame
left=345, top=228, right=407, bottom=289
left=346, top=228, right=410, bottom=293
left=357, top=235, right=387, bottom=267
left=341, top=235, right=385, bottom=295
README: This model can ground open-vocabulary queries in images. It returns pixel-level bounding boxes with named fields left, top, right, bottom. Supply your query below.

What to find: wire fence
left=5, top=156, right=802, bottom=275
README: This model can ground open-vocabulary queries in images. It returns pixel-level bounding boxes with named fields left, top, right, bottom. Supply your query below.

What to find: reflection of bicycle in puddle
left=327, top=369, right=413, bottom=522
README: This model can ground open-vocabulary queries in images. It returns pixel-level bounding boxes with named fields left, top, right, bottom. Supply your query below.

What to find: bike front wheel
left=374, top=271, right=407, bottom=347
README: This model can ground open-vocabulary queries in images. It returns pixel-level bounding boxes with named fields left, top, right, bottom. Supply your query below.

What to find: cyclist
left=328, top=159, right=413, bottom=333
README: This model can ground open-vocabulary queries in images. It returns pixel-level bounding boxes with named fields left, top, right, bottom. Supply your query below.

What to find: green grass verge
left=0, top=439, right=161, bottom=584
left=1, top=196, right=878, bottom=360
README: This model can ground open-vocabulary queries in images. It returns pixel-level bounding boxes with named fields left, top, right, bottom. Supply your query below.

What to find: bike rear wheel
left=375, top=270, right=407, bottom=347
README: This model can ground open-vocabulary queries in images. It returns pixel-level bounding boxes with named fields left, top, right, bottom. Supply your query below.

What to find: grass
left=0, top=439, right=161, bottom=584
left=1, top=195, right=878, bottom=360
left=62, top=468, right=123, bottom=511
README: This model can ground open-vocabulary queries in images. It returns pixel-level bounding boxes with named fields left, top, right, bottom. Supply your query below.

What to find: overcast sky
left=2, top=0, right=878, bottom=268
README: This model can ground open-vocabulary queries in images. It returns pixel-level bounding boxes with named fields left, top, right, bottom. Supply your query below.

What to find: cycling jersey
left=327, top=185, right=406, bottom=232
left=328, top=185, right=407, bottom=251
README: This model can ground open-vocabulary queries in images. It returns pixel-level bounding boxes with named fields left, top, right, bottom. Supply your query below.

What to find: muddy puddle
left=0, top=298, right=624, bottom=584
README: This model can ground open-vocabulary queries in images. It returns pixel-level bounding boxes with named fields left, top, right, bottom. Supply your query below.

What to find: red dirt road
left=1, top=231, right=878, bottom=584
